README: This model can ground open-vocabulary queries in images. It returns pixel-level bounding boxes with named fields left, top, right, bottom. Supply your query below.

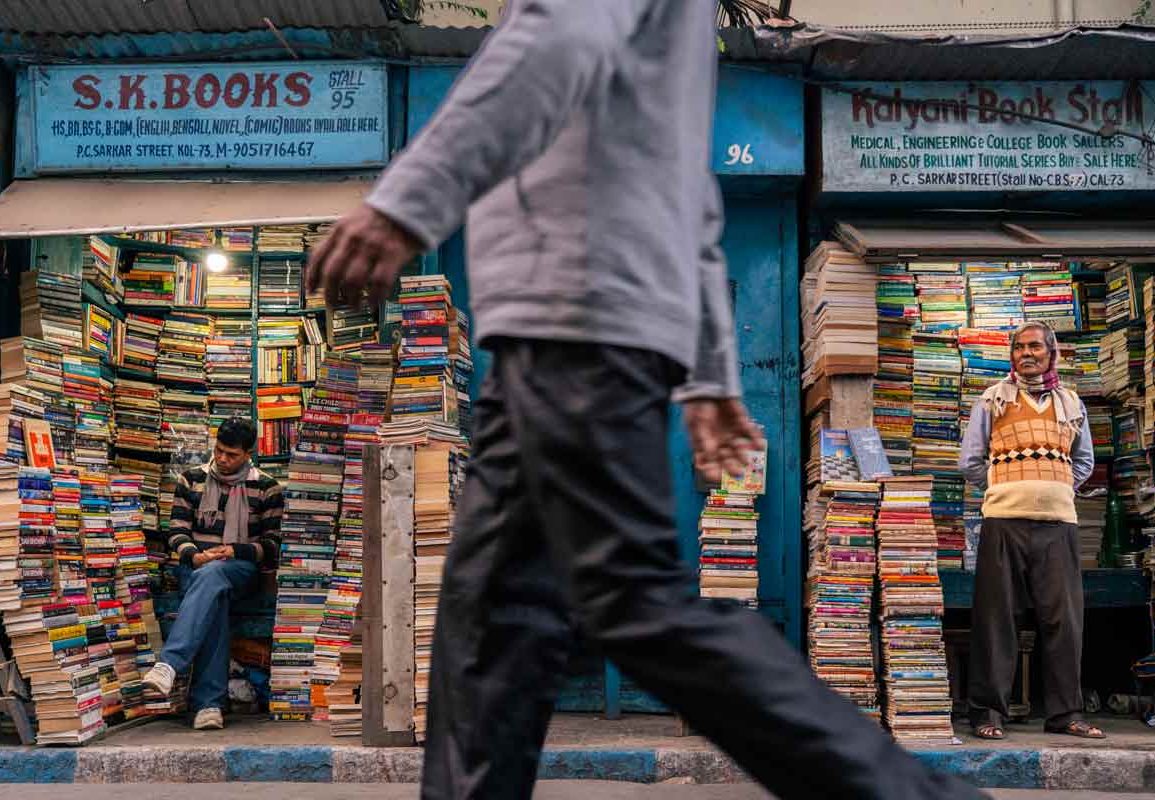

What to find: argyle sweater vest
left=981, top=391, right=1077, bottom=524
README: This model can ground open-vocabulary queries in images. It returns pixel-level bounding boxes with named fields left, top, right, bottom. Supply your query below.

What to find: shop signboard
left=821, top=82, right=1155, bottom=192
left=16, top=60, right=389, bottom=175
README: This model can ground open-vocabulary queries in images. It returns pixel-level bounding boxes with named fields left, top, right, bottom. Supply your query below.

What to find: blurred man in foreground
left=309, top=3, right=988, bottom=798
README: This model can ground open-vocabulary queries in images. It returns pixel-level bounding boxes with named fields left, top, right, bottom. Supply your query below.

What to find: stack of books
left=18, top=466, right=56, bottom=603
left=62, top=350, right=115, bottom=472
left=801, top=242, right=879, bottom=389
left=910, top=328, right=965, bottom=569
left=873, top=318, right=913, bottom=473
left=1086, top=401, right=1116, bottom=461
left=258, top=225, right=308, bottom=253
left=411, top=439, right=470, bottom=741
left=327, top=306, right=379, bottom=354
left=0, top=460, right=18, bottom=611
left=87, top=238, right=125, bottom=302
left=913, top=270, right=968, bottom=328
left=958, top=329, right=1010, bottom=433
left=21, top=270, right=84, bottom=351
left=115, top=313, right=164, bottom=379
left=876, top=476, right=955, bottom=745
left=204, top=262, right=252, bottom=310
left=451, top=311, right=474, bottom=437
left=328, top=634, right=363, bottom=738
left=1103, top=263, right=1152, bottom=328
left=81, top=472, right=118, bottom=604
left=112, top=379, right=163, bottom=454
left=807, top=480, right=880, bottom=720
left=269, top=353, right=358, bottom=720
left=159, top=387, right=211, bottom=464
left=698, top=490, right=760, bottom=606
left=1098, top=324, right=1146, bottom=402
left=1073, top=271, right=1107, bottom=333
left=965, top=270, right=1023, bottom=329
left=114, top=454, right=164, bottom=536
left=1070, top=334, right=1105, bottom=399
left=312, top=412, right=383, bottom=719
left=876, top=264, right=920, bottom=324
left=1144, top=277, right=1155, bottom=450
left=206, top=319, right=254, bottom=436
left=169, top=228, right=214, bottom=248
left=357, top=344, right=395, bottom=416
left=1076, top=478, right=1109, bottom=569
left=122, top=254, right=178, bottom=307
left=391, top=276, right=457, bottom=425
left=221, top=228, right=254, bottom=252
left=258, top=259, right=304, bottom=312
left=157, top=312, right=211, bottom=387
left=53, top=469, right=86, bottom=606
left=1020, top=266, right=1077, bottom=332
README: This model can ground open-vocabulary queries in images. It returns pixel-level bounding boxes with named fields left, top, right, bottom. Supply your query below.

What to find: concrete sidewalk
left=1, top=713, right=1153, bottom=791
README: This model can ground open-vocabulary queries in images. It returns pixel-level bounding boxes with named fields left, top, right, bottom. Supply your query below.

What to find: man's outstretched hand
left=306, top=204, right=422, bottom=307
left=683, top=398, right=766, bottom=484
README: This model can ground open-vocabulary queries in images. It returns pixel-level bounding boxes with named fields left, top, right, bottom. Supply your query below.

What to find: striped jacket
left=167, top=464, right=284, bottom=569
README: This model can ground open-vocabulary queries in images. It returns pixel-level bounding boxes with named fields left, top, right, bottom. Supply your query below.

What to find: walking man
left=143, top=417, right=283, bottom=730
left=310, top=3, right=986, bottom=797
left=960, top=321, right=1104, bottom=741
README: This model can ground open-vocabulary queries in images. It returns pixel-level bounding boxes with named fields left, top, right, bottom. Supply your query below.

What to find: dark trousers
left=968, top=517, right=1085, bottom=729
left=421, top=339, right=983, bottom=800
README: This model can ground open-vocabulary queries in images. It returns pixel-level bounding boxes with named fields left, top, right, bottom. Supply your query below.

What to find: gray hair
left=1010, top=321, right=1058, bottom=356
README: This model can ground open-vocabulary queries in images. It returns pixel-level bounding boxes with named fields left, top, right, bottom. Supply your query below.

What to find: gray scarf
left=197, top=459, right=254, bottom=544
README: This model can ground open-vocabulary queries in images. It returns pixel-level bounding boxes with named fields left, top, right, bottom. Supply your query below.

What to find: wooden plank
left=361, top=444, right=385, bottom=746
left=362, top=443, right=417, bottom=747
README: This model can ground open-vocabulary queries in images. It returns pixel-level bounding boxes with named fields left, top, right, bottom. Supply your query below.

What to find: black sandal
left=973, top=724, right=1005, bottom=740
left=1047, top=720, right=1105, bottom=739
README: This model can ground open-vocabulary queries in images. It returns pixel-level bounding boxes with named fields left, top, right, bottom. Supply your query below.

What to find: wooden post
left=361, top=443, right=417, bottom=747
left=827, top=375, right=874, bottom=429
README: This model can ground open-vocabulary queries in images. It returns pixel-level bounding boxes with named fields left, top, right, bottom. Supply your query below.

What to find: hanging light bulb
left=206, top=228, right=229, bottom=273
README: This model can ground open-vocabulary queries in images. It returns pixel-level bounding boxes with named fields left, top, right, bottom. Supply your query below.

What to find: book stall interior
left=0, top=225, right=474, bottom=745
left=801, top=233, right=1155, bottom=738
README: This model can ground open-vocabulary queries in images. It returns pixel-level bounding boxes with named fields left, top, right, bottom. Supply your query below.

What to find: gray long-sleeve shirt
left=366, top=1, right=739, bottom=400
left=959, top=399, right=1095, bottom=492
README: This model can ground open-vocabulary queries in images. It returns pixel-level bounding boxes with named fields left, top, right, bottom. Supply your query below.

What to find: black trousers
left=421, top=339, right=984, bottom=800
left=968, top=517, right=1085, bottom=730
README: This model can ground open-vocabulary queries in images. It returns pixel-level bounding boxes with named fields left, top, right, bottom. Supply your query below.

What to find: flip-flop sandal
left=1047, top=721, right=1106, bottom=739
left=973, top=725, right=1005, bottom=740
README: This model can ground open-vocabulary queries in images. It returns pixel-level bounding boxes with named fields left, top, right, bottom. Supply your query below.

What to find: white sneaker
left=142, top=662, right=176, bottom=696
left=193, top=707, right=224, bottom=730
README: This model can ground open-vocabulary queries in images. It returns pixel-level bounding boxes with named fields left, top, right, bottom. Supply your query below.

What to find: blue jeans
left=161, top=558, right=259, bottom=712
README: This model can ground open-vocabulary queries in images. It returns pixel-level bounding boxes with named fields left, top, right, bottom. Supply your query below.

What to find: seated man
left=142, top=417, right=283, bottom=730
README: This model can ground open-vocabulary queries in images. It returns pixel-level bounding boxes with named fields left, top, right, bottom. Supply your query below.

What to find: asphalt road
left=5, top=784, right=1149, bottom=799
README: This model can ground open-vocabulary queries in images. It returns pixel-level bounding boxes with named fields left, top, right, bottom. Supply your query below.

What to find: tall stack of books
left=112, top=379, right=163, bottom=455
left=81, top=472, right=117, bottom=604
left=2, top=338, right=69, bottom=466
left=258, top=259, right=304, bottom=312
left=876, top=476, right=955, bottom=744
left=21, top=270, right=84, bottom=351
left=1071, top=334, right=1105, bottom=399
left=0, top=460, right=18, bottom=611
left=18, top=466, right=56, bottom=603
left=965, top=269, right=1023, bottom=329
left=122, top=254, right=178, bottom=307
left=312, top=412, right=383, bottom=720
left=204, top=262, right=252, bottom=310
left=807, top=480, right=880, bottom=720
left=115, top=313, right=164, bottom=379
left=1144, top=277, right=1155, bottom=450
left=1020, top=266, right=1077, bottom=332
left=698, top=490, right=760, bottom=606
left=53, top=469, right=86, bottom=606
left=206, top=319, right=254, bottom=436
left=451, top=311, right=474, bottom=437
left=913, top=269, right=968, bottom=328
left=958, top=329, right=1010, bottom=433
left=910, top=328, right=965, bottom=569
left=269, top=354, right=359, bottom=720
left=801, top=243, right=878, bottom=389
left=87, top=238, right=125, bottom=303
left=874, top=318, right=914, bottom=473
left=61, top=350, right=115, bottom=472
left=157, top=312, right=211, bottom=387
left=328, top=633, right=363, bottom=738
left=1099, top=325, right=1145, bottom=402
left=1104, top=263, right=1150, bottom=328
left=876, top=264, right=920, bottom=324
left=357, top=344, right=395, bottom=416
left=391, top=276, right=458, bottom=425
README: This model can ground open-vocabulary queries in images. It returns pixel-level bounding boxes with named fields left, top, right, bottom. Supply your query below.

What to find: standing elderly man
left=960, top=321, right=1103, bottom=741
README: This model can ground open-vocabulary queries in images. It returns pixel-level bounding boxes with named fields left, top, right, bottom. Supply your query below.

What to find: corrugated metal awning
left=0, top=1, right=396, bottom=35
left=719, top=22, right=1155, bottom=80
left=834, top=217, right=1155, bottom=260
left=0, top=178, right=373, bottom=238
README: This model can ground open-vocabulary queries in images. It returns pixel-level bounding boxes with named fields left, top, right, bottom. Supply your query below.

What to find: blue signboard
left=712, top=66, right=804, bottom=176
left=16, top=61, right=389, bottom=175
left=407, top=64, right=804, bottom=177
